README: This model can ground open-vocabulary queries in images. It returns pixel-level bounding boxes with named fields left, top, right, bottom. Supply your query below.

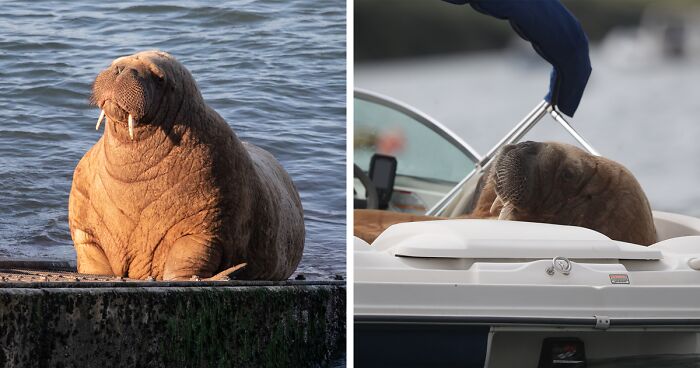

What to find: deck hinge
left=594, top=315, right=610, bottom=330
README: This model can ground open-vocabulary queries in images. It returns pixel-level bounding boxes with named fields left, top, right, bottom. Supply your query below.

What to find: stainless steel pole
left=427, top=100, right=550, bottom=215
left=428, top=101, right=600, bottom=216
left=479, top=100, right=551, bottom=166
left=548, top=107, right=600, bottom=156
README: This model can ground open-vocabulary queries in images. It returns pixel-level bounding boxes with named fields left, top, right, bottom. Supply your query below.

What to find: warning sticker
left=609, top=274, right=630, bottom=284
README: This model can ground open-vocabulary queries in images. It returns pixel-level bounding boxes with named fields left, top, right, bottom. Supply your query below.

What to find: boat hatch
left=374, top=219, right=662, bottom=260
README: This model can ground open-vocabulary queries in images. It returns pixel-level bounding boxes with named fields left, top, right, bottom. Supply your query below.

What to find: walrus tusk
left=498, top=203, right=515, bottom=220
left=490, top=195, right=503, bottom=215
left=128, top=114, right=134, bottom=140
left=96, top=110, right=105, bottom=130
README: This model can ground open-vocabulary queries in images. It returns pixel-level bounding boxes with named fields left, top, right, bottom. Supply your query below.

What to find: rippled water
left=0, top=1, right=346, bottom=278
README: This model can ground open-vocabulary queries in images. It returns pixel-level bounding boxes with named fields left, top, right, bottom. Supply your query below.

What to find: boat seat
left=652, top=211, right=700, bottom=241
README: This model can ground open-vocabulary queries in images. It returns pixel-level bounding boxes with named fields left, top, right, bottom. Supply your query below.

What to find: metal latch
left=594, top=315, right=610, bottom=330
left=546, top=256, right=572, bottom=276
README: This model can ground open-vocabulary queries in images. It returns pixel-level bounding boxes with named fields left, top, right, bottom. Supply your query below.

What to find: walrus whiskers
left=96, top=110, right=105, bottom=131
left=128, top=114, right=134, bottom=140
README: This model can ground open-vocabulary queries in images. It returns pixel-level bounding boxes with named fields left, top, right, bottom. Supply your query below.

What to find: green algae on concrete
left=0, top=282, right=345, bottom=368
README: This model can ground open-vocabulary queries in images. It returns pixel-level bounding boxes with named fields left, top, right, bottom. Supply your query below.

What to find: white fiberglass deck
left=354, top=211, right=700, bottom=325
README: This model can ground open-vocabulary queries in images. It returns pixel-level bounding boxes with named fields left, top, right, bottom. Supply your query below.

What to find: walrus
left=355, top=141, right=657, bottom=245
left=68, top=50, right=305, bottom=280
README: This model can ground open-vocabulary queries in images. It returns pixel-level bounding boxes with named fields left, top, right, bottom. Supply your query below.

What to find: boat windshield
left=354, top=90, right=480, bottom=213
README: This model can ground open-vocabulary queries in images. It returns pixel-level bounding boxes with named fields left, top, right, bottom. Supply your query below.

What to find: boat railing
left=427, top=100, right=598, bottom=216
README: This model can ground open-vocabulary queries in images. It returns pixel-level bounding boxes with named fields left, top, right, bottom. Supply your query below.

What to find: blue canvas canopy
left=444, top=0, right=592, bottom=117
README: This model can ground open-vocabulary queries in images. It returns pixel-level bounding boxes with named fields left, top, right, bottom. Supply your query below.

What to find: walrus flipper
left=73, top=229, right=113, bottom=276
left=162, top=234, right=223, bottom=280
left=206, top=263, right=247, bottom=281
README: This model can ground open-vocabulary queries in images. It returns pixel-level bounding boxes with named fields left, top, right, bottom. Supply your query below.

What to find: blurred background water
left=356, top=0, right=700, bottom=219
left=0, top=0, right=346, bottom=279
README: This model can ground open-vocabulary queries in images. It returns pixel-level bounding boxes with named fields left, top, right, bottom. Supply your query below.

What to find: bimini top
left=371, top=219, right=662, bottom=261
left=440, top=0, right=591, bottom=117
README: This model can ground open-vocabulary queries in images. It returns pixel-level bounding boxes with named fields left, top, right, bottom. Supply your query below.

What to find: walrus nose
left=501, top=144, right=517, bottom=154
left=500, top=141, right=540, bottom=156
left=113, top=65, right=140, bottom=78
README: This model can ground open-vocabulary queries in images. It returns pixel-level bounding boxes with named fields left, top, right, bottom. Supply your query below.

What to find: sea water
left=0, top=0, right=346, bottom=279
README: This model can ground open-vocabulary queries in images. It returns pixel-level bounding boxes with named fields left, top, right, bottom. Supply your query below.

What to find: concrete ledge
left=0, top=281, right=345, bottom=367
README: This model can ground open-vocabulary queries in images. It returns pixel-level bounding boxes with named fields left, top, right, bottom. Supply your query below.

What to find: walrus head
left=492, top=141, right=605, bottom=220
left=490, top=141, right=657, bottom=244
left=90, top=50, right=200, bottom=140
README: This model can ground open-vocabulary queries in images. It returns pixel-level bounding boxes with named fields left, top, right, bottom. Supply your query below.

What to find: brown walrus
left=355, top=141, right=657, bottom=245
left=69, top=50, right=305, bottom=280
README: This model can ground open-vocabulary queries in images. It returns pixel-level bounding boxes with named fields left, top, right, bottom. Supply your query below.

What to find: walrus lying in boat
left=69, top=50, right=305, bottom=280
left=355, top=141, right=657, bottom=245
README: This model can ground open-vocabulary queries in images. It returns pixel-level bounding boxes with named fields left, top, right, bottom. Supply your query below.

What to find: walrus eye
left=148, top=66, right=165, bottom=83
left=561, top=168, right=575, bottom=181
left=151, top=72, right=164, bottom=84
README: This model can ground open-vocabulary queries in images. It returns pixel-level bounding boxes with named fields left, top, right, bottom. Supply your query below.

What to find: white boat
left=353, top=89, right=700, bottom=367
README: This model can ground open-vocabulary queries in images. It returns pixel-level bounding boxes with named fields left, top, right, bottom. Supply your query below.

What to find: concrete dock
left=0, top=269, right=345, bottom=367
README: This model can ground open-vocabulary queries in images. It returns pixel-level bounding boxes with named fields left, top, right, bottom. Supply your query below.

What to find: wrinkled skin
left=491, top=141, right=656, bottom=245
left=355, top=141, right=656, bottom=245
left=69, top=50, right=305, bottom=280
